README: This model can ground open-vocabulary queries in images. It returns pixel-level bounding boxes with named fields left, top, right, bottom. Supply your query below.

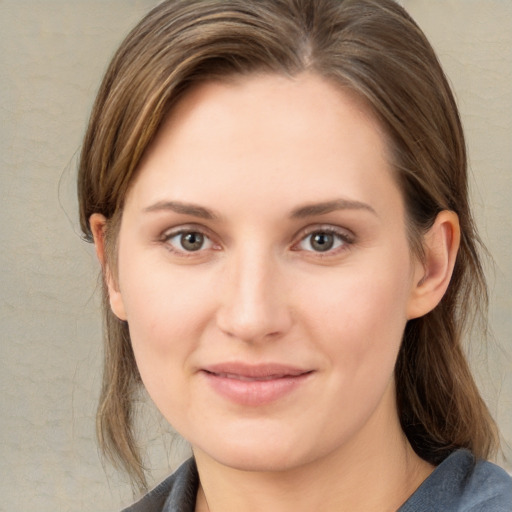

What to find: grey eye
left=180, top=232, right=205, bottom=251
left=309, top=232, right=335, bottom=252
left=165, top=230, right=214, bottom=253
left=297, top=230, right=347, bottom=253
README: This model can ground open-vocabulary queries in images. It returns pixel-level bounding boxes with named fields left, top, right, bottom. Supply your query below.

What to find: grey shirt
left=122, top=449, right=512, bottom=511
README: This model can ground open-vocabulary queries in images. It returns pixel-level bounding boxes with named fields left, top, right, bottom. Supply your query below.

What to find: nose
left=215, top=247, right=293, bottom=343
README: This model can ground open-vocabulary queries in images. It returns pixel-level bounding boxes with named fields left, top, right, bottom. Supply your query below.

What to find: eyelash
left=161, top=226, right=219, bottom=257
left=160, top=225, right=354, bottom=258
left=291, top=226, right=354, bottom=256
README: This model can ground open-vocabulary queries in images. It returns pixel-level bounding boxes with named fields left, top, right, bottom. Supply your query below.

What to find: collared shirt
left=122, top=449, right=512, bottom=512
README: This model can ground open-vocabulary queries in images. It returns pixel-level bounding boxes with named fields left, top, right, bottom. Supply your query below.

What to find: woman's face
left=105, top=73, right=425, bottom=472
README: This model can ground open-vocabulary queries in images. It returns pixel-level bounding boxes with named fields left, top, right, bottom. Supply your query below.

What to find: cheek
left=119, top=274, right=212, bottom=426
left=121, top=254, right=210, bottom=329
left=117, top=260, right=215, bottom=385
left=301, top=258, right=412, bottom=372
left=306, top=263, right=410, bottom=327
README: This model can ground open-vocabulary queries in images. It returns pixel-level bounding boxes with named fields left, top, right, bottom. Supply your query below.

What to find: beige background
left=1, top=1, right=510, bottom=510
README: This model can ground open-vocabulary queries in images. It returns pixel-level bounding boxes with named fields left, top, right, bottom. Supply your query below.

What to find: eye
left=164, top=230, right=215, bottom=253
left=296, top=229, right=351, bottom=253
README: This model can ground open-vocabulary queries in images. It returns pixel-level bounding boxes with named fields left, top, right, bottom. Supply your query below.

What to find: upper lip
left=201, top=362, right=312, bottom=379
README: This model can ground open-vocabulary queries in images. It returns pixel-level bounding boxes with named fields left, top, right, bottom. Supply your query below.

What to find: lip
left=200, top=362, right=313, bottom=406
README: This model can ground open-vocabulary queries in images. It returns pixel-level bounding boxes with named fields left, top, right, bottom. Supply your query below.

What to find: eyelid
left=157, top=223, right=354, bottom=257
left=291, top=224, right=355, bottom=254
left=160, top=224, right=221, bottom=255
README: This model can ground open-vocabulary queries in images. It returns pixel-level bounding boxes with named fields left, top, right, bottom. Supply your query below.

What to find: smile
left=200, top=363, right=313, bottom=406
left=210, top=372, right=295, bottom=382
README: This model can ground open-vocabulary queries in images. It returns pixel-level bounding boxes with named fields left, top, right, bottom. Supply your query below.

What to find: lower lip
left=201, top=371, right=312, bottom=406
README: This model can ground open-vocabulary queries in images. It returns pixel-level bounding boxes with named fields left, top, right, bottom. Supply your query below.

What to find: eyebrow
left=290, top=198, right=377, bottom=218
left=143, top=200, right=218, bottom=220
left=142, top=198, right=377, bottom=220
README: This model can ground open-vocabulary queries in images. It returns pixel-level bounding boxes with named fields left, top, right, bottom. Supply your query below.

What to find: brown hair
left=78, top=0, right=498, bottom=490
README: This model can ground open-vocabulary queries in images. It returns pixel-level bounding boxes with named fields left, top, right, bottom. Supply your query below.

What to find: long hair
left=78, top=0, right=498, bottom=490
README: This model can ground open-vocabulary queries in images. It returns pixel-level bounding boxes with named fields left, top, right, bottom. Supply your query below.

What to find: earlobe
left=407, top=210, right=460, bottom=320
left=89, top=213, right=127, bottom=321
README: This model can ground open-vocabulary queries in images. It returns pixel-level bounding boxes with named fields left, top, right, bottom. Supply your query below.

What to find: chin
left=209, top=449, right=303, bottom=473
left=192, top=428, right=325, bottom=474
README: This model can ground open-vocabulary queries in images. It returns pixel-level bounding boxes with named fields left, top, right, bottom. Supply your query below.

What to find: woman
left=78, top=0, right=512, bottom=510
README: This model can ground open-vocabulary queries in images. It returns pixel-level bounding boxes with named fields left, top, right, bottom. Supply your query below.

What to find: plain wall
left=1, top=1, right=510, bottom=510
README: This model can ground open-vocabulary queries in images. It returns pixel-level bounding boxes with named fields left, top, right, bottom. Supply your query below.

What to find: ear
left=89, top=213, right=127, bottom=321
left=407, top=210, right=460, bottom=320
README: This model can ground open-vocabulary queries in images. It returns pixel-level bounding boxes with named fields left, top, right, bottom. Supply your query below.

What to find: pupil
left=311, top=232, right=334, bottom=252
left=181, top=232, right=204, bottom=251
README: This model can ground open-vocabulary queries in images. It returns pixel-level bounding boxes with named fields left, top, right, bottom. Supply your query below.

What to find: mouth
left=200, top=363, right=313, bottom=406
left=207, top=372, right=300, bottom=381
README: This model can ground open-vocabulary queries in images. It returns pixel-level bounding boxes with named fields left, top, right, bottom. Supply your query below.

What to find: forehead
left=159, top=72, right=383, bottom=150
left=126, top=72, right=401, bottom=220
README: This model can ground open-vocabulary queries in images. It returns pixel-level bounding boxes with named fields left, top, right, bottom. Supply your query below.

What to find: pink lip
left=200, top=362, right=313, bottom=406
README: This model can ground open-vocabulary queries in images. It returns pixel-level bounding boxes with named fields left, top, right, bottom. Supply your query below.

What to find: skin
left=91, top=73, right=460, bottom=512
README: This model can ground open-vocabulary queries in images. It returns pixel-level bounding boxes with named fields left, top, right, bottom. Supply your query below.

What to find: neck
left=194, top=387, right=433, bottom=512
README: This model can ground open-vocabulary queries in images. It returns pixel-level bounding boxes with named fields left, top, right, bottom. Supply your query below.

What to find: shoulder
left=399, top=449, right=512, bottom=512
left=121, top=458, right=198, bottom=512
left=460, top=454, right=512, bottom=511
